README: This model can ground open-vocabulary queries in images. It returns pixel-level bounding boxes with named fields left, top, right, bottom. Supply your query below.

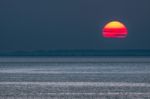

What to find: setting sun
left=102, top=21, right=128, bottom=38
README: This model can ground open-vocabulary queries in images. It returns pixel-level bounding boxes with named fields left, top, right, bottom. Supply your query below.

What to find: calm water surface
left=0, top=57, right=150, bottom=99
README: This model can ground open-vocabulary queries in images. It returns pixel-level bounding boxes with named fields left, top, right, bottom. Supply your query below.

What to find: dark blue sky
left=0, top=0, right=150, bottom=51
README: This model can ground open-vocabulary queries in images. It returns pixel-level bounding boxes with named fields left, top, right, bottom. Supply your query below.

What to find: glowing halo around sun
left=102, top=21, right=128, bottom=38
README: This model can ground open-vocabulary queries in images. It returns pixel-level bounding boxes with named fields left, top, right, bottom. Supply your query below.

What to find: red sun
left=102, top=21, right=128, bottom=38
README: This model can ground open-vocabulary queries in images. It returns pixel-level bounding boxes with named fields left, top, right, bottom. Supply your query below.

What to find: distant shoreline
left=0, top=57, right=150, bottom=63
left=1, top=50, right=150, bottom=57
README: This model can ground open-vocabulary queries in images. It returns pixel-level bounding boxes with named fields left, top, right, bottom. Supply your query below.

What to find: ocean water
left=0, top=57, right=150, bottom=99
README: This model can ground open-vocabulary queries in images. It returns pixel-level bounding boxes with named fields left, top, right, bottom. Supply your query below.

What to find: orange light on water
left=102, top=21, right=128, bottom=38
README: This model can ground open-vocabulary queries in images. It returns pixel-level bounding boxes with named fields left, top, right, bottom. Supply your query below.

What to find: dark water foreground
left=0, top=57, right=150, bottom=99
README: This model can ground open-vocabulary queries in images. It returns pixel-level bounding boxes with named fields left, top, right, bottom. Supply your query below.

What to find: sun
left=102, top=21, right=128, bottom=38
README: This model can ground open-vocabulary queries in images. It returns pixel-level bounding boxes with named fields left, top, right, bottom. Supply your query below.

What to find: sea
left=0, top=57, right=150, bottom=99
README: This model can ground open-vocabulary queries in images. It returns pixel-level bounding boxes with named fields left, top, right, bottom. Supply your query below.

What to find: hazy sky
left=0, top=0, right=150, bottom=51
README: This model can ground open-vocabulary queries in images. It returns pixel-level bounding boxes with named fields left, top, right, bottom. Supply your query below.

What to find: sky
left=0, top=0, right=150, bottom=51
